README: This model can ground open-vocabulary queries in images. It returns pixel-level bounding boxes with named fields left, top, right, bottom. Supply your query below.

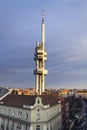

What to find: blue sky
left=0, top=0, right=87, bottom=89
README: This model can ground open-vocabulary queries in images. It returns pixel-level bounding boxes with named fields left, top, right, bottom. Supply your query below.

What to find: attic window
left=38, top=100, right=40, bottom=104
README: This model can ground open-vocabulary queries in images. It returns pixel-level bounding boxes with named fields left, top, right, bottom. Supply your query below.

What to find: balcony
left=44, top=56, right=47, bottom=61
left=34, top=68, right=43, bottom=74
left=34, top=55, right=47, bottom=61
left=44, top=69, right=48, bottom=75
left=34, top=54, right=43, bottom=60
left=44, top=51, right=47, bottom=56
left=34, top=69, right=48, bottom=75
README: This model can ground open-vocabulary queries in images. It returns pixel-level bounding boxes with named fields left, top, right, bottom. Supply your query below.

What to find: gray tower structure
left=34, top=11, right=48, bottom=95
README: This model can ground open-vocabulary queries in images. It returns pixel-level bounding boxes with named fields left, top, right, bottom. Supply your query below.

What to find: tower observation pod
left=34, top=11, right=48, bottom=95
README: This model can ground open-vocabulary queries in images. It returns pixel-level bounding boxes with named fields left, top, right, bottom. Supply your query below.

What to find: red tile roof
left=1, top=94, right=36, bottom=107
left=41, top=94, right=58, bottom=106
left=51, top=92, right=65, bottom=102
left=0, top=94, right=60, bottom=108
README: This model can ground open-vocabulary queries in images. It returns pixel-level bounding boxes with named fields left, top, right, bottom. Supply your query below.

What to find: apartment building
left=0, top=94, right=62, bottom=130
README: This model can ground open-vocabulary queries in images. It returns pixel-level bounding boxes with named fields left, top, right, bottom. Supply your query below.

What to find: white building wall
left=0, top=97, right=62, bottom=130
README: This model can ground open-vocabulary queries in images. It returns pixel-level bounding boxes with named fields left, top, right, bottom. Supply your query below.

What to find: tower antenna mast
left=34, top=11, right=48, bottom=95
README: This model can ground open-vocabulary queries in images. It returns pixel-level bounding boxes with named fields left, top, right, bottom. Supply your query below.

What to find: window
left=17, top=122, right=21, bottom=129
left=25, top=113, right=28, bottom=120
left=2, top=118, right=5, bottom=124
left=12, top=121, right=14, bottom=127
left=8, top=109, right=10, bottom=114
left=36, top=113, right=40, bottom=120
left=1, top=124, right=4, bottom=130
left=3, top=108, right=6, bottom=113
left=25, top=124, right=28, bottom=130
left=18, top=111, right=22, bottom=118
left=36, top=125, right=40, bottom=130
left=38, top=100, right=40, bottom=104
left=12, top=110, right=15, bottom=116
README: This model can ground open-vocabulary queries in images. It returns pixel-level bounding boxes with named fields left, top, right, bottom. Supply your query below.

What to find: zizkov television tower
left=34, top=11, right=48, bottom=95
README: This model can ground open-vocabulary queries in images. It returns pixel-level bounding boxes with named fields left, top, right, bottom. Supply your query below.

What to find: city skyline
left=0, top=0, right=87, bottom=89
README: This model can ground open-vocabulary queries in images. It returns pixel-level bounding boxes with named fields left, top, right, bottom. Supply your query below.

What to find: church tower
left=34, top=11, right=48, bottom=95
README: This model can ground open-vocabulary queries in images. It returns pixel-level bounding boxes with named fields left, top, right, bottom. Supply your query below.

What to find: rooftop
left=0, top=93, right=60, bottom=108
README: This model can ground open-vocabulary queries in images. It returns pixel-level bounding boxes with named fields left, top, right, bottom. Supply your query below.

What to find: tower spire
left=41, top=10, right=45, bottom=49
left=42, top=10, right=44, bottom=22
left=34, top=12, right=48, bottom=95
